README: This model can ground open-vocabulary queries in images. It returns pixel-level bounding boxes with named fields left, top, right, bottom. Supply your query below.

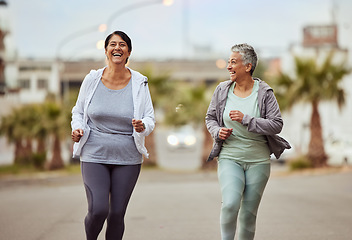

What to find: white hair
left=231, top=43, right=258, bottom=75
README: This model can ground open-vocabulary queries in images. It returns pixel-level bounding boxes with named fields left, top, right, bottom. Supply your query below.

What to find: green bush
left=11, top=152, right=47, bottom=170
left=31, top=152, right=47, bottom=169
left=0, top=164, right=38, bottom=175
left=289, top=155, right=312, bottom=170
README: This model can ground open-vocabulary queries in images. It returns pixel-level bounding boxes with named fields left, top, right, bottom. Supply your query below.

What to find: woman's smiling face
left=227, top=51, right=250, bottom=82
left=105, top=34, right=131, bottom=64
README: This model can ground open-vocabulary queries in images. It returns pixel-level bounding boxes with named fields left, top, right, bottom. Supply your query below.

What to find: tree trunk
left=143, top=131, right=157, bottom=167
left=48, top=134, right=64, bottom=170
left=14, top=139, right=25, bottom=165
left=201, top=125, right=217, bottom=170
left=36, top=138, right=46, bottom=154
left=14, top=138, right=32, bottom=165
left=307, top=100, right=327, bottom=167
left=34, top=138, right=47, bottom=169
left=23, top=137, right=33, bottom=164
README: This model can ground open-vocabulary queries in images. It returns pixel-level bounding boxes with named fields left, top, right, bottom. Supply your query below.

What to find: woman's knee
left=89, top=204, right=109, bottom=221
left=222, top=198, right=241, bottom=214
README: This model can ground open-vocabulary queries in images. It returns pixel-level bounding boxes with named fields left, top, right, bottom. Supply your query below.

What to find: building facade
left=4, top=58, right=230, bottom=104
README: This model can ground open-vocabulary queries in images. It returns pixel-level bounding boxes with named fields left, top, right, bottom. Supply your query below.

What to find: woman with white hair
left=205, top=43, right=290, bottom=240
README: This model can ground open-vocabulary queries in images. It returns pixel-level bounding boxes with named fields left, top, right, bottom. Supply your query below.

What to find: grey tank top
left=80, top=79, right=142, bottom=165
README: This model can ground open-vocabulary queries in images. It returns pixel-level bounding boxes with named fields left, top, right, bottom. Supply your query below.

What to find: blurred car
left=166, top=125, right=197, bottom=151
left=325, top=139, right=352, bottom=166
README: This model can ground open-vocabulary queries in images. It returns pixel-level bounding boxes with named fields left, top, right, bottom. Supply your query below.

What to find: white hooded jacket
left=71, top=66, right=155, bottom=159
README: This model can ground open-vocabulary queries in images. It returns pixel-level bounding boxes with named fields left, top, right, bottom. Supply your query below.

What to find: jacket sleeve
left=242, top=90, right=283, bottom=135
left=140, top=82, right=155, bottom=137
left=71, top=74, right=89, bottom=132
left=205, top=85, right=222, bottom=142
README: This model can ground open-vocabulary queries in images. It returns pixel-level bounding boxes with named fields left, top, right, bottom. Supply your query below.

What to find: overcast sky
left=2, top=0, right=352, bottom=61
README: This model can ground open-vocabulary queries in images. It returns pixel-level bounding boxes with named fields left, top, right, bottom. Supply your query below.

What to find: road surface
left=0, top=166, right=351, bottom=240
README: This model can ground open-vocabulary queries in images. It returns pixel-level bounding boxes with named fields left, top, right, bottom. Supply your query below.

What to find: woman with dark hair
left=71, top=31, right=155, bottom=240
left=206, top=43, right=290, bottom=240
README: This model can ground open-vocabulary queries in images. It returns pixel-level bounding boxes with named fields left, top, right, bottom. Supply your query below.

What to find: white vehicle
left=166, top=125, right=197, bottom=151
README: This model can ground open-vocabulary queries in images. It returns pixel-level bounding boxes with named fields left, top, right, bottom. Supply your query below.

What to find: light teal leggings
left=218, top=159, right=270, bottom=240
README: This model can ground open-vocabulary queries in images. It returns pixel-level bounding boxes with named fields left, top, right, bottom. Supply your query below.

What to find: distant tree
left=25, top=104, right=48, bottom=168
left=0, top=107, right=25, bottom=164
left=163, top=82, right=209, bottom=125
left=253, top=59, right=268, bottom=81
left=162, top=81, right=219, bottom=169
left=274, top=51, right=351, bottom=167
left=44, top=99, right=70, bottom=170
left=0, top=104, right=47, bottom=168
left=0, top=94, right=73, bottom=170
left=139, top=66, right=174, bottom=166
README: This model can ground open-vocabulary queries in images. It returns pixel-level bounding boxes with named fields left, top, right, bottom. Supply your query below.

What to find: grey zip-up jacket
left=205, top=78, right=291, bottom=162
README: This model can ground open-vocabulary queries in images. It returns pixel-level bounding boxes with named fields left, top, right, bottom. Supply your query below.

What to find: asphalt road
left=0, top=166, right=351, bottom=240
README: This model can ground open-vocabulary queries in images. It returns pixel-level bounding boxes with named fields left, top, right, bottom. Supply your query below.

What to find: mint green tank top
left=219, top=81, right=270, bottom=163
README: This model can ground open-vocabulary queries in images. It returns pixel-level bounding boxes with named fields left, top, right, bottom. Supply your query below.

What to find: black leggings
left=81, top=162, right=141, bottom=240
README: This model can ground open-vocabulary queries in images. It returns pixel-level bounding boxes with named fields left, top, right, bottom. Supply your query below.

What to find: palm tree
left=140, top=66, right=174, bottom=166
left=274, top=51, right=351, bottom=167
left=0, top=108, right=24, bottom=164
left=44, top=101, right=68, bottom=170
left=31, top=104, right=49, bottom=167
left=0, top=104, right=45, bottom=167
left=8, top=106, right=34, bottom=164
left=22, top=104, right=49, bottom=168
left=0, top=98, right=71, bottom=170
left=162, top=81, right=218, bottom=169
